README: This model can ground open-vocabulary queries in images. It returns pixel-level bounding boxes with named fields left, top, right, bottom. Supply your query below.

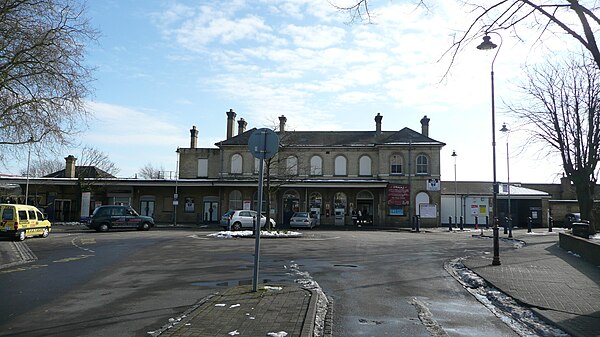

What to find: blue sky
left=11, top=0, right=577, bottom=182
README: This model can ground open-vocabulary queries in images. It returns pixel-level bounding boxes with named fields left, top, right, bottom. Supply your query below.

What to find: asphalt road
left=0, top=228, right=519, bottom=337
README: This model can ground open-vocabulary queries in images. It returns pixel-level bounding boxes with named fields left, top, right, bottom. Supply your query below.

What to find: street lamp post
left=477, top=32, right=502, bottom=266
left=25, top=136, right=34, bottom=204
left=500, top=123, right=513, bottom=238
left=174, top=147, right=180, bottom=226
left=451, top=150, right=458, bottom=229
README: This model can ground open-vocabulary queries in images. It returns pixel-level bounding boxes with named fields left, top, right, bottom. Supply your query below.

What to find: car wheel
left=16, top=230, right=26, bottom=241
left=140, top=222, right=150, bottom=231
left=231, top=222, right=242, bottom=231
left=41, top=228, right=50, bottom=238
left=98, top=223, right=109, bottom=232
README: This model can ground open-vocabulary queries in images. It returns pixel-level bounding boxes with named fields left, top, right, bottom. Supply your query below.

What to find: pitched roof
left=217, top=127, right=445, bottom=147
left=44, top=166, right=115, bottom=179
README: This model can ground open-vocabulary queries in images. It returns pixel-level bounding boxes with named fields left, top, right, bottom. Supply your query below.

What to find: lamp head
left=500, top=123, right=509, bottom=133
left=477, top=35, right=497, bottom=50
left=451, top=150, right=457, bottom=157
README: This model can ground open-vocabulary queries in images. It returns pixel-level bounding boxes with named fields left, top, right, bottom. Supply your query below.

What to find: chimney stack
left=190, top=125, right=198, bottom=149
left=226, top=109, right=236, bottom=139
left=279, top=115, right=287, bottom=133
left=238, top=118, right=247, bottom=135
left=65, top=155, right=77, bottom=178
left=375, top=113, right=383, bottom=134
left=420, top=115, right=430, bottom=137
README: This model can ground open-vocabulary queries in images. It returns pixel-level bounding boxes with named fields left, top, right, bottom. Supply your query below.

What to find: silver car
left=289, top=212, right=317, bottom=228
left=220, top=210, right=276, bottom=231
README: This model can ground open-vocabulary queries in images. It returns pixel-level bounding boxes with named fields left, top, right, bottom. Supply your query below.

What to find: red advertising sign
left=387, top=184, right=410, bottom=206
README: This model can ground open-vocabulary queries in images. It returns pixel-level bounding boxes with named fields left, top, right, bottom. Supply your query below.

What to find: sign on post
left=247, top=128, right=279, bottom=292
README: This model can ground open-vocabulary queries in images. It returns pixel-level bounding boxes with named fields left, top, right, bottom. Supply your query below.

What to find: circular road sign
left=248, top=128, right=279, bottom=160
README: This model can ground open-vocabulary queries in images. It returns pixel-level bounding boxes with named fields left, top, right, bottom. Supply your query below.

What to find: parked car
left=220, top=210, right=276, bottom=231
left=563, top=212, right=581, bottom=228
left=0, top=204, right=51, bottom=241
left=289, top=212, right=317, bottom=228
left=88, top=205, right=155, bottom=232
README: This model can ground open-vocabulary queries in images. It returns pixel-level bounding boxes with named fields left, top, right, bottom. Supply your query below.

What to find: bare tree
left=19, top=158, right=63, bottom=177
left=138, top=163, right=165, bottom=179
left=334, top=1, right=600, bottom=70
left=0, top=0, right=97, bottom=162
left=510, top=54, right=599, bottom=232
left=78, top=146, right=119, bottom=177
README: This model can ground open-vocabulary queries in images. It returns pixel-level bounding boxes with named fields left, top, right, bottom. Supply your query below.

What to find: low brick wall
left=559, top=233, right=600, bottom=266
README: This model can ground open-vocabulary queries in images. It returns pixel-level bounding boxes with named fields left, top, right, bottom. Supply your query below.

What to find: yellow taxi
left=0, top=204, right=52, bottom=241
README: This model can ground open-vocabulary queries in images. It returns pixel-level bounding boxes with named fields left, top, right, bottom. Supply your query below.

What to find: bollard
left=449, top=216, right=453, bottom=231
left=503, top=216, right=508, bottom=234
left=508, top=217, right=513, bottom=238
left=460, top=216, right=464, bottom=231
left=415, top=215, right=420, bottom=233
left=549, top=216, right=553, bottom=232
left=412, top=215, right=416, bottom=231
left=528, top=217, right=532, bottom=233
left=485, top=216, right=490, bottom=230
left=475, top=216, right=478, bottom=230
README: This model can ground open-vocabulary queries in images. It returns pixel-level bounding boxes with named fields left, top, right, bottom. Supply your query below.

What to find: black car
left=563, top=212, right=581, bottom=228
left=88, top=205, right=155, bottom=232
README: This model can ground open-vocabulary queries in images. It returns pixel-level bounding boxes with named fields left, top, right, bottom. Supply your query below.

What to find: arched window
left=286, top=156, right=298, bottom=175
left=359, top=155, right=372, bottom=176
left=334, top=155, right=347, bottom=176
left=229, top=190, right=242, bottom=210
left=334, top=192, right=347, bottom=210
left=231, top=154, right=243, bottom=174
left=416, top=154, right=429, bottom=175
left=310, top=155, right=322, bottom=176
left=390, top=154, right=403, bottom=175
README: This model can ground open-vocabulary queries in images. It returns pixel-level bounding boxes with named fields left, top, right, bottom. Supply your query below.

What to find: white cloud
left=281, top=24, right=346, bottom=49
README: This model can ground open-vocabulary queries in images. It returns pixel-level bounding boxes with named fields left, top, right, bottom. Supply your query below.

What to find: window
left=231, top=154, right=242, bottom=174
left=334, top=155, right=347, bottom=176
left=286, top=156, right=298, bottom=175
left=416, top=155, right=429, bottom=174
left=2, top=208, right=14, bottom=221
left=28, top=210, right=36, bottom=220
left=229, top=190, right=243, bottom=210
left=198, top=159, right=208, bottom=177
left=359, top=155, right=372, bottom=176
left=390, top=154, right=403, bottom=175
left=254, top=158, right=261, bottom=173
left=18, top=210, right=28, bottom=220
left=310, top=156, right=322, bottom=176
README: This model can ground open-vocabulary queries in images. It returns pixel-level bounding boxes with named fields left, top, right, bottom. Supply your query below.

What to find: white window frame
left=231, top=154, right=243, bottom=174
left=334, top=155, right=347, bottom=176
left=310, top=155, right=323, bottom=176
left=416, top=154, right=429, bottom=175
left=359, top=155, right=371, bottom=176
left=286, top=156, right=298, bottom=176
left=197, top=158, right=208, bottom=177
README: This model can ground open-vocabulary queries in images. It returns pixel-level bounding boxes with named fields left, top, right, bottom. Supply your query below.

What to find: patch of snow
left=591, top=233, right=600, bottom=240
left=215, top=303, right=226, bottom=307
left=229, top=304, right=240, bottom=308
left=287, top=263, right=329, bottom=337
left=445, top=258, right=570, bottom=337
left=567, top=251, right=581, bottom=258
left=263, top=285, right=283, bottom=291
left=207, top=230, right=302, bottom=238
left=228, top=330, right=240, bottom=336
left=267, top=332, right=288, bottom=337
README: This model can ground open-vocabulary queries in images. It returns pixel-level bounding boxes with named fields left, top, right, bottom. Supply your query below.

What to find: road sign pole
left=248, top=128, right=279, bottom=292
left=252, top=157, right=264, bottom=292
